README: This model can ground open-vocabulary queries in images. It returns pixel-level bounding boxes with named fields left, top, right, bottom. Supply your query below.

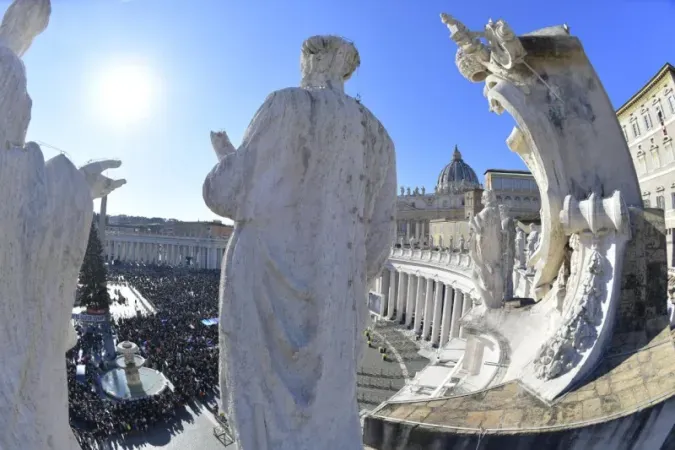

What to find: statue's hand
left=79, top=159, right=126, bottom=199
left=211, top=130, right=236, bottom=162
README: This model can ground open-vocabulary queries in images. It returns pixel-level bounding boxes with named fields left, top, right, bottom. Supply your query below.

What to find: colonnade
left=104, top=234, right=227, bottom=270
left=372, top=268, right=472, bottom=347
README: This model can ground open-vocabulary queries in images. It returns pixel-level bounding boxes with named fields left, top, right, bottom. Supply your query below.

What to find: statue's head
left=300, top=35, right=360, bottom=91
left=0, top=0, right=50, bottom=57
left=481, top=189, right=497, bottom=207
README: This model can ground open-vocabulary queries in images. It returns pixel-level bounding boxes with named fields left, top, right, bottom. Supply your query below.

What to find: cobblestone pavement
left=357, top=320, right=430, bottom=411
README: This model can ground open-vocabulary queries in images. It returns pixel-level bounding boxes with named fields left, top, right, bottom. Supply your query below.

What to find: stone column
left=450, top=288, right=463, bottom=338
left=381, top=270, right=391, bottom=317
left=459, top=291, right=471, bottom=339
left=422, top=278, right=434, bottom=339
left=396, top=272, right=408, bottom=323
left=439, top=284, right=453, bottom=347
left=413, top=277, right=425, bottom=333
left=431, top=281, right=443, bottom=345
left=406, top=221, right=411, bottom=241
left=387, top=269, right=397, bottom=320
left=405, top=275, right=416, bottom=327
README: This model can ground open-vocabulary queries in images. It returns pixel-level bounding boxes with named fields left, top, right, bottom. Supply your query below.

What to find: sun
left=91, top=63, right=158, bottom=127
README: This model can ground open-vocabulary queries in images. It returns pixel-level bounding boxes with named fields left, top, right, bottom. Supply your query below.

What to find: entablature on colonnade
left=386, top=247, right=476, bottom=298
left=105, top=230, right=229, bottom=249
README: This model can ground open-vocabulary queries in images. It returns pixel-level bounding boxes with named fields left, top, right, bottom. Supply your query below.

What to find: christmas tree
left=77, top=220, right=111, bottom=312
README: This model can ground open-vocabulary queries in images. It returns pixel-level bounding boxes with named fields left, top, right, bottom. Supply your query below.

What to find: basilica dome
left=436, top=146, right=481, bottom=193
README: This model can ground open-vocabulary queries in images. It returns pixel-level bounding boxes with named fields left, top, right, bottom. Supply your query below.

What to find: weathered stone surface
left=0, top=2, right=125, bottom=449
left=203, top=36, right=396, bottom=450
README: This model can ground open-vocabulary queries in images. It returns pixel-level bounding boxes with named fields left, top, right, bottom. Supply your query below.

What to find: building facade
left=103, top=228, right=228, bottom=269
left=617, top=63, right=675, bottom=266
left=396, top=146, right=482, bottom=248
left=484, top=169, right=541, bottom=222
left=396, top=147, right=540, bottom=249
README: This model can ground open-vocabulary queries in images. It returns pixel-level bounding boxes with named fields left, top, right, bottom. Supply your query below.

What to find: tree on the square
left=77, top=221, right=111, bottom=311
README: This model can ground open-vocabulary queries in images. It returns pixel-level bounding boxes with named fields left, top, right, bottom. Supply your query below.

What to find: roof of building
left=436, top=146, right=482, bottom=193
left=484, top=169, right=532, bottom=176
left=616, top=63, right=675, bottom=116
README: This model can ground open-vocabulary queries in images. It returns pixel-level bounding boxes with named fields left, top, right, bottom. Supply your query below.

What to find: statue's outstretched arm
left=365, top=136, right=397, bottom=282
left=78, top=158, right=126, bottom=199
left=203, top=91, right=288, bottom=221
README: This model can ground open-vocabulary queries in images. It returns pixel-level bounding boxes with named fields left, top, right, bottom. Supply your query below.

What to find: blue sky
left=20, top=0, right=675, bottom=221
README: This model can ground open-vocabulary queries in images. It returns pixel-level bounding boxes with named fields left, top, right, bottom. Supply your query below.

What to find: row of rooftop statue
left=0, top=1, right=657, bottom=450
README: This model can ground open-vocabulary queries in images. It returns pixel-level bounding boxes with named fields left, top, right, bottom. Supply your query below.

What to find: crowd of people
left=67, top=264, right=221, bottom=446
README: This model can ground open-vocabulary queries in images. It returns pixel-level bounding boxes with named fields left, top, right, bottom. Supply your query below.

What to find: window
left=644, top=112, right=654, bottom=131
left=622, top=125, right=628, bottom=140
left=492, top=177, right=502, bottom=190
left=631, top=119, right=641, bottom=138
left=657, top=195, right=665, bottom=210
left=668, top=95, right=675, bottom=114
left=671, top=192, right=675, bottom=209
left=656, top=105, right=665, bottom=125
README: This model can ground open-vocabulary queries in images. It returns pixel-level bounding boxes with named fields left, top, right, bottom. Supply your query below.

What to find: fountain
left=100, top=340, right=170, bottom=401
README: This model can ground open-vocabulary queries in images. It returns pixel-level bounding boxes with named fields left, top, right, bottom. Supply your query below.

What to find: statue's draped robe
left=203, top=87, right=396, bottom=450
left=0, top=45, right=93, bottom=450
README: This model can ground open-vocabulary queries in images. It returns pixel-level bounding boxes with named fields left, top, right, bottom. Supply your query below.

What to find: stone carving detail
left=203, top=35, right=396, bottom=449
left=440, top=13, right=528, bottom=92
left=0, top=2, right=126, bottom=449
left=441, top=14, right=642, bottom=303
left=533, top=191, right=631, bottom=381
left=469, top=190, right=504, bottom=308
left=515, top=227, right=527, bottom=269
left=534, top=241, right=604, bottom=379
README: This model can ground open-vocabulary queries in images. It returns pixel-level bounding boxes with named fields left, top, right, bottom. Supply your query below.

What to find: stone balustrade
left=389, top=247, right=473, bottom=271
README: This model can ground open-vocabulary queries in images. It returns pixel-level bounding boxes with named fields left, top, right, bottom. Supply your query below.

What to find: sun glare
left=91, top=63, right=158, bottom=127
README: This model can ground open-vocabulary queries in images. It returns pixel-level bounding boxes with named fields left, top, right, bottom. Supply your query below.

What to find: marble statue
left=202, top=35, right=396, bottom=450
left=468, top=190, right=504, bottom=309
left=400, top=186, right=404, bottom=196
left=429, top=235, right=434, bottom=248
left=414, top=186, right=419, bottom=195
left=515, top=227, right=527, bottom=269
left=500, top=205, right=515, bottom=300
left=438, top=235, right=444, bottom=249
left=0, top=2, right=126, bottom=449
left=458, top=235, right=464, bottom=252
left=406, top=187, right=411, bottom=196
left=526, top=224, right=541, bottom=275
left=421, top=186, right=425, bottom=195
left=447, top=236, right=453, bottom=251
